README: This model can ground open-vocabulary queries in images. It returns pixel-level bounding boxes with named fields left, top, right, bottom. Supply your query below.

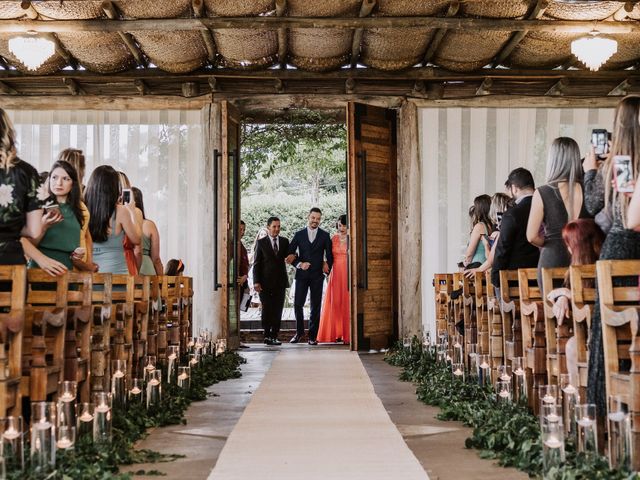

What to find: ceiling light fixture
left=571, top=32, right=618, bottom=71
left=8, top=32, right=55, bottom=71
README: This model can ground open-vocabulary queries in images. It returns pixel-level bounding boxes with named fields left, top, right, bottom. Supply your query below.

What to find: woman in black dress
left=583, top=96, right=640, bottom=417
left=0, top=108, right=44, bottom=265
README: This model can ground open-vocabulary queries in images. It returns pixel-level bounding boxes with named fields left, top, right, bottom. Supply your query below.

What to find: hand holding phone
left=591, top=129, right=608, bottom=157
left=613, top=155, right=634, bottom=193
left=42, top=204, right=63, bottom=226
left=121, top=189, right=132, bottom=204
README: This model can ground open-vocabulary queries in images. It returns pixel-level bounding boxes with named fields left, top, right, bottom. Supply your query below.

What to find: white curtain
left=8, top=109, right=215, bottom=334
left=419, top=107, right=616, bottom=337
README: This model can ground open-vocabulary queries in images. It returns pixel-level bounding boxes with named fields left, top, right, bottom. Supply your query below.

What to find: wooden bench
left=450, top=272, right=464, bottom=341
left=180, top=276, right=193, bottom=347
left=474, top=272, right=489, bottom=355
left=64, top=272, right=93, bottom=403
left=433, top=274, right=453, bottom=336
left=22, top=270, right=68, bottom=402
left=569, top=264, right=597, bottom=399
left=90, top=273, right=113, bottom=395
left=518, top=268, right=546, bottom=413
left=597, top=259, right=640, bottom=471
left=111, top=275, right=135, bottom=379
left=462, top=274, right=477, bottom=357
left=499, top=270, right=522, bottom=366
left=0, top=265, right=26, bottom=417
left=485, top=271, right=504, bottom=371
left=146, top=275, right=162, bottom=359
left=162, top=276, right=182, bottom=354
left=132, top=276, right=150, bottom=377
left=541, top=267, right=571, bottom=388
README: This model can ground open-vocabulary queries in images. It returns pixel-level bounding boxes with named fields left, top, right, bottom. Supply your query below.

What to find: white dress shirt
left=307, top=226, right=318, bottom=243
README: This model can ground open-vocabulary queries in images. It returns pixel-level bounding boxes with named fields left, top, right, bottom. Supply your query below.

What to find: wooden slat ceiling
left=0, top=0, right=638, bottom=99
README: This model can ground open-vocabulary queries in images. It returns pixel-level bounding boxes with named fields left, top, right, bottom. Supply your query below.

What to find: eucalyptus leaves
left=7, top=352, right=244, bottom=480
left=386, top=340, right=632, bottom=480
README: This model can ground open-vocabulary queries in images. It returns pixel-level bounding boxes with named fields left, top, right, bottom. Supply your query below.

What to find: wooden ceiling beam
left=491, top=0, right=549, bottom=68
left=191, top=0, right=217, bottom=64
left=350, top=0, right=376, bottom=68
left=20, top=1, right=38, bottom=19
left=0, top=81, right=17, bottom=95
left=44, top=32, right=77, bottom=69
left=102, top=1, right=147, bottom=67
left=1, top=16, right=640, bottom=34
left=422, top=1, right=459, bottom=65
left=608, top=78, right=632, bottom=96
left=62, top=77, right=84, bottom=95
left=275, top=0, right=287, bottom=68
left=545, top=78, right=568, bottom=96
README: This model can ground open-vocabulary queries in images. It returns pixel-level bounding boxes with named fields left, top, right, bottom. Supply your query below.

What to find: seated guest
left=165, top=259, right=185, bottom=276
left=132, top=187, right=163, bottom=275
left=0, top=108, right=43, bottom=265
left=21, top=160, right=94, bottom=276
left=85, top=165, right=141, bottom=274
left=462, top=194, right=493, bottom=269
left=491, top=168, right=540, bottom=293
left=545, top=219, right=604, bottom=384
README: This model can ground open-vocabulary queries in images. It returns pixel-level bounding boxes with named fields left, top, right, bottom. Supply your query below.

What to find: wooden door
left=347, top=103, right=398, bottom=351
left=217, top=101, right=241, bottom=349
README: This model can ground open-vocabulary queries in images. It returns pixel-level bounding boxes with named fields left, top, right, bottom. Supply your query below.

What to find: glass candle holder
left=166, top=346, right=179, bottom=384
left=496, top=380, right=511, bottom=404
left=466, top=343, right=478, bottom=378
left=30, top=402, right=56, bottom=472
left=511, top=357, right=528, bottom=405
left=57, top=381, right=77, bottom=430
left=189, top=353, right=199, bottom=370
left=128, top=379, right=143, bottom=405
left=451, top=362, right=465, bottom=381
left=560, top=373, right=579, bottom=440
left=436, top=345, right=447, bottom=364
left=56, top=425, right=75, bottom=450
left=146, top=369, right=162, bottom=409
left=177, top=366, right=191, bottom=390
left=576, top=403, right=598, bottom=457
left=76, top=403, right=94, bottom=439
left=608, top=395, right=631, bottom=471
left=93, top=392, right=112, bottom=443
left=215, top=339, right=227, bottom=356
left=0, top=454, right=4, bottom=480
left=477, top=354, right=491, bottom=387
left=1, top=416, right=23, bottom=471
left=111, top=360, right=127, bottom=409
left=143, top=355, right=156, bottom=384
left=539, top=384, right=559, bottom=412
left=452, top=334, right=463, bottom=364
left=542, top=420, right=566, bottom=477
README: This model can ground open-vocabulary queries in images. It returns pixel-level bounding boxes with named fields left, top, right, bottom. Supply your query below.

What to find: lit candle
left=148, top=378, right=160, bottom=387
left=130, top=386, right=142, bottom=395
left=59, top=391, right=75, bottom=402
left=545, top=434, right=562, bottom=449
left=480, top=361, right=490, bottom=369
left=577, top=417, right=593, bottom=427
left=177, top=373, right=188, bottom=381
left=500, top=374, right=510, bottom=382
left=79, top=411, right=93, bottom=422
left=514, top=367, right=525, bottom=376
left=95, top=404, right=110, bottom=413
left=499, top=390, right=510, bottom=399
left=453, top=368, right=463, bottom=377
left=562, top=385, right=577, bottom=395
left=546, top=412, right=560, bottom=423
left=57, top=437, right=73, bottom=449
left=3, top=426, right=19, bottom=440
left=113, top=370, right=125, bottom=378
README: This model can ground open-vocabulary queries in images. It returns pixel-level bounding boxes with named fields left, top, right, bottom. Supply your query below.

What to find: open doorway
left=238, top=108, right=350, bottom=347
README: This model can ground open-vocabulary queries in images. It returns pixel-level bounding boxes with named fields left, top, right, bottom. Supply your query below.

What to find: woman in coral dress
left=317, top=215, right=350, bottom=344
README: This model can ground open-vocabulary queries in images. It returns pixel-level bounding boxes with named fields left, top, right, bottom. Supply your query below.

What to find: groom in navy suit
left=287, top=207, right=333, bottom=345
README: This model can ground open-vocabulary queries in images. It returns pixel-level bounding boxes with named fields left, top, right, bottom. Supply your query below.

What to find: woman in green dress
left=133, top=187, right=163, bottom=275
left=21, top=160, right=86, bottom=276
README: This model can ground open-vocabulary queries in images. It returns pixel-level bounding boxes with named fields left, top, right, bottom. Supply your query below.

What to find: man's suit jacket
left=252, top=236, right=290, bottom=292
left=491, top=195, right=540, bottom=287
left=288, top=227, right=333, bottom=280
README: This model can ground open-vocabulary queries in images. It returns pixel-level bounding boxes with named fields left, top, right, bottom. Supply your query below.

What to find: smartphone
left=122, top=189, right=131, bottom=204
left=43, top=204, right=60, bottom=215
left=591, top=129, right=608, bottom=156
left=613, top=155, right=634, bottom=193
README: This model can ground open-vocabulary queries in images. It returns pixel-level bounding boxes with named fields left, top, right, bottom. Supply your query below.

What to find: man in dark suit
left=491, top=168, right=540, bottom=293
left=287, top=207, right=334, bottom=345
left=252, top=216, right=290, bottom=346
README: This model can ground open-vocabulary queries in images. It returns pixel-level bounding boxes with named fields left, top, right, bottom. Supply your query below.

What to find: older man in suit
left=287, top=207, right=334, bottom=345
left=252, top=216, right=290, bottom=345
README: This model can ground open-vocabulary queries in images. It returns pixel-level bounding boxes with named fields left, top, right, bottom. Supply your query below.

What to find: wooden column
left=397, top=101, right=422, bottom=339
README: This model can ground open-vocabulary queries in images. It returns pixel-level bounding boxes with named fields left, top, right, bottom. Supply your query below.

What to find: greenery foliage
left=9, top=352, right=245, bottom=480
left=386, top=339, right=634, bottom=480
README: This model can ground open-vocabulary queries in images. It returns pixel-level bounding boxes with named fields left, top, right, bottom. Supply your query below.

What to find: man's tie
left=272, top=237, right=278, bottom=255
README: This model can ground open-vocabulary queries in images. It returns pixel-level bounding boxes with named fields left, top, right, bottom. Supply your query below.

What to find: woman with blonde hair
left=0, top=108, right=44, bottom=264
left=583, top=95, right=640, bottom=417
left=527, top=137, right=585, bottom=286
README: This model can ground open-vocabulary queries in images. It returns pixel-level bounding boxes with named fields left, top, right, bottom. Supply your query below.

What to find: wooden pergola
left=0, top=0, right=637, bottom=109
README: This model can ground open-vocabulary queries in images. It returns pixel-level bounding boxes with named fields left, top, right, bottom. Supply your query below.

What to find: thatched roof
left=0, top=0, right=638, bottom=99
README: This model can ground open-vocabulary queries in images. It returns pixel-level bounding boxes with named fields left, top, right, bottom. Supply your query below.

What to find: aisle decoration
left=4, top=349, right=244, bottom=479
left=386, top=337, right=632, bottom=480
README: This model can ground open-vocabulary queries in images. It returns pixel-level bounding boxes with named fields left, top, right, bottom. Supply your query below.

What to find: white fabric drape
left=419, top=107, right=615, bottom=338
left=9, top=109, right=214, bottom=334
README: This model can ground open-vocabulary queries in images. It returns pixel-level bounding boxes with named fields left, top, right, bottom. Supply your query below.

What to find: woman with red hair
left=545, top=219, right=604, bottom=383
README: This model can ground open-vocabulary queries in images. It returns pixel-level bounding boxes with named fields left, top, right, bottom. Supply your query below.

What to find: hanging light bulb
left=571, top=32, right=618, bottom=71
left=8, top=32, right=55, bottom=71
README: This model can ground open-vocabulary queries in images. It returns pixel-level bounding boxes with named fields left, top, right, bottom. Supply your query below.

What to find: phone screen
left=122, top=189, right=131, bottom=204
left=592, top=129, right=608, bottom=156
left=613, top=155, right=634, bottom=193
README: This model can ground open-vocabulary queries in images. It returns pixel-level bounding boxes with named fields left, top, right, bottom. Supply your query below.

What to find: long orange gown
left=317, top=234, right=350, bottom=344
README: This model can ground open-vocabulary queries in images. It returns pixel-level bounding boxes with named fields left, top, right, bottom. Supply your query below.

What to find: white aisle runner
left=208, top=349, right=429, bottom=480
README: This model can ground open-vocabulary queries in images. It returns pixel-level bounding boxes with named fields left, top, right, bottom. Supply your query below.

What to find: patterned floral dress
left=0, top=159, right=44, bottom=264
